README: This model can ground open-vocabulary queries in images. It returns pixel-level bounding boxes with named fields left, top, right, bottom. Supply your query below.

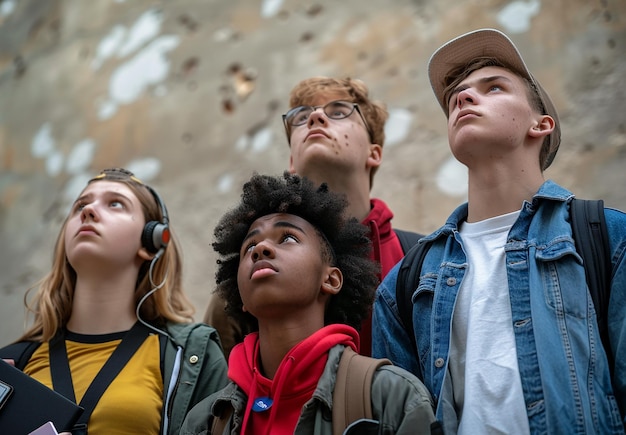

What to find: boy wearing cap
left=372, top=28, right=626, bottom=434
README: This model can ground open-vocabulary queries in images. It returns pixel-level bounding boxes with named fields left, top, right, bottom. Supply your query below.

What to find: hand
left=2, top=359, right=15, bottom=366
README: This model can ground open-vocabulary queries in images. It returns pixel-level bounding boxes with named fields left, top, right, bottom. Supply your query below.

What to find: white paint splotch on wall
left=31, top=124, right=99, bottom=199
left=385, top=108, right=413, bottom=147
left=93, top=8, right=180, bottom=120
left=31, top=123, right=64, bottom=177
left=107, top=35, right=180, bottom=105
left=126, top=157, right=162, bottom=182
left=261, top=0, right=285, bottom=18
left=66, top=139, right=97, bottom=175
left=31, top=123, right=56, bottom=159
left=497, top=0, right=540, bottom=34
left=0, top=0, right=16, bottom=17
left=91, top=25, right=126, bottom=70
left=217, top=173, right=235, bottom=194
left=234, top=126, right=273, bottom=153
left=63, top=173, right=93, bottom=203
left=436, top=156, right=468, bottom=198
left=117, top=9, right=165, bottom=58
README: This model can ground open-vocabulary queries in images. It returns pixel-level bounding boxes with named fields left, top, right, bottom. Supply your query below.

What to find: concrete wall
left=1, top=0, right=625, bottom=346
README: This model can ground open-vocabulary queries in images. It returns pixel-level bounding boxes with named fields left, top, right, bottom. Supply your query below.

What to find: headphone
left=141, top=185, right=170, bottom=254
left=137, top=184, right=172, bottom=339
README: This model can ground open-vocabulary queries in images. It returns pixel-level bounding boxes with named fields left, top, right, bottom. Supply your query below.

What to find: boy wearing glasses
left=205, top=77, right=423, bottom=358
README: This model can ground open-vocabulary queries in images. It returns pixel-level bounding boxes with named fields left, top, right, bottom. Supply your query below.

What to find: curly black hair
left=212, top=172, right=380, bottom=333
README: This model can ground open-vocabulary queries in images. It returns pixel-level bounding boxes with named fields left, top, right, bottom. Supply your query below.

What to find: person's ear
left=138, top=247, right=154, bottom=261
left=529, top=114, right=555, bottom=140
left=366, top=143, right=382, bottom=169
left=321, top=266, right=343, bottom=295
left=288, top=155, right=297, bottom=174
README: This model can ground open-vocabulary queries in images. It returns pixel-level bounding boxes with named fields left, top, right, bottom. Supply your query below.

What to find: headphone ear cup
left=142, top=221, right=170, bottom=253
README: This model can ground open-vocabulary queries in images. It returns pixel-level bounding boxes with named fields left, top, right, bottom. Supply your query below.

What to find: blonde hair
left=18, top=169, right=195, bottom=342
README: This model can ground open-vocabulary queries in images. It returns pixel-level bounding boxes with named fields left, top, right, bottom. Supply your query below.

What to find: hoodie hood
left=361, top=198, right=406, bottom=357
left=364, top=198, right=404, bottom=274
left=228, top=324, right=358, bottom=435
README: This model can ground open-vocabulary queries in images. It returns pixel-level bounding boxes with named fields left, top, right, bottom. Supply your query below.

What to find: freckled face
left=446, top=66, right=539, bottom=165
left=64, top=181, right=147, bottom=271
left=288, top=93, right=372, bottom=176
left=236, top=213, right=332, bottom=320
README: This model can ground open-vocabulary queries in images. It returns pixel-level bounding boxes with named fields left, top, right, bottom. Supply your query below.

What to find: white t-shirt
left=448, top=210, right=530, bottom=434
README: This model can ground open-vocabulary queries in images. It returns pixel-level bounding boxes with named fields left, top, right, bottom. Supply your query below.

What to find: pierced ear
left=529, top=114, right=555, bottom=140
left=321, top=266, right=343, bottom=295
left=366, top=144, right=382, bottom=169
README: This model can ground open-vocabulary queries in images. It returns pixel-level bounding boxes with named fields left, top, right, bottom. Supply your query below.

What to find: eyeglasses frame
left=282, top=100, right=373, bottom=145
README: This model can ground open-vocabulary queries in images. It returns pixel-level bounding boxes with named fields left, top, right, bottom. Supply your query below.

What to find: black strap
left=0, top=341, right=40, bottom=370
left=49, top=321, right=152, bottom=430
left=570, top=198, right=612, bottom=369
left=396, top=240, right=432, bottom=355
left=394, top=229, right=423, bottom=254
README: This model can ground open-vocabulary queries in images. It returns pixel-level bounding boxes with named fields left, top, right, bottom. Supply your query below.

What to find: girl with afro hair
left=181, top=172, right=435, bottom=434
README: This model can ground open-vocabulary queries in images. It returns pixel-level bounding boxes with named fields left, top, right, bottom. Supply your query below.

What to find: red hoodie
left=228, top=324, right=359, bottom=435
left=360, top=198, right=406, bottom=356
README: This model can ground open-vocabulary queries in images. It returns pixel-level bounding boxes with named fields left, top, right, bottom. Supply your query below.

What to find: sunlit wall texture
left=1, top=0, right=625, bottom=345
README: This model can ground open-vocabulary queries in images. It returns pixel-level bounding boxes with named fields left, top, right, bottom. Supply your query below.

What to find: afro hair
left=212, top=172, right=380, bottom=333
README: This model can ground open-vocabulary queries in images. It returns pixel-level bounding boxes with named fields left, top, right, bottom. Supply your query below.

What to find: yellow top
left=25, top=331, right=163, bottom=435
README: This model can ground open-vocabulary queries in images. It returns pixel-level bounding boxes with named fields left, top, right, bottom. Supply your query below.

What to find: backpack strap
left=0, top=341, right=40, bottom=370
left=570, top=198, right=613, bottom=369
left=49, top=321, right=152, bottom=432
left=332, top=347, right=391, bottom=435
left=396, top=241, right=432, bottom=355
left=210, top=404, right=233, bottom=434
left=394, top=229, right=424, bottom=255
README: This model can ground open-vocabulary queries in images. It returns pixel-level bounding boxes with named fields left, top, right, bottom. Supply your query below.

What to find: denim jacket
left=372, top=180, right=626, bottom=434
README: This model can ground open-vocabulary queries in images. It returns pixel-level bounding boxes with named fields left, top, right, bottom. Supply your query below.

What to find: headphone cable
left=136, top=248, right=171, bottom=338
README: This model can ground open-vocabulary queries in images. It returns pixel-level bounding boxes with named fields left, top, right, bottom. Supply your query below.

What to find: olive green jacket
left=0, top=321, right=229, bottom=435
left=180, top=345, right=437, bottom=435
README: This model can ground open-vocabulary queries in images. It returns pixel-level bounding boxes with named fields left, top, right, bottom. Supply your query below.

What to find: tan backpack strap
left=332, top=347, right=392, bottom=435
left=210, top=404, right=233, bottom=434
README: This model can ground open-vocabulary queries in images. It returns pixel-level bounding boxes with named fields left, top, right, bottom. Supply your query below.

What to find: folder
left=0, top=359, right=84, bottom=434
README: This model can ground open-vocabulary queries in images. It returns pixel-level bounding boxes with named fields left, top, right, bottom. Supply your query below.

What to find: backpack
left=396, top=198, right=613, bottom=366
left=394, top=228, right=423, bottom=254
left=331, top=347, right=391, bottom=434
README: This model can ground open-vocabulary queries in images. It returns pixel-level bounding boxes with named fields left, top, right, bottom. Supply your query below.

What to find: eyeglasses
left=282, top=100, right=373, bottom=143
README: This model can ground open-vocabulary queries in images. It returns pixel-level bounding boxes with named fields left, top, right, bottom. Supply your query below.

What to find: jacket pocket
left=535, top=241, right=588, bottom=319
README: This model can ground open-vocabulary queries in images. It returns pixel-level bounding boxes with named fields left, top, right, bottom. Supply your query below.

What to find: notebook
left=0, top=359, right=84, bottom=434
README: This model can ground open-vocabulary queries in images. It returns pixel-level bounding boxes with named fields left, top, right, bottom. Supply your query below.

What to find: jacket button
left=435, top=357, right=445, bottom=368
left=446, top=277, right=456, bottom=286
left=189, top=355, right=199, bottom=364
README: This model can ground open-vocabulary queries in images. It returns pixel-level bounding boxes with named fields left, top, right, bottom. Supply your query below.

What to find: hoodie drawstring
left=265, top=355, right=295, bottom=434
left=240, top=367, right=260, bottom=434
